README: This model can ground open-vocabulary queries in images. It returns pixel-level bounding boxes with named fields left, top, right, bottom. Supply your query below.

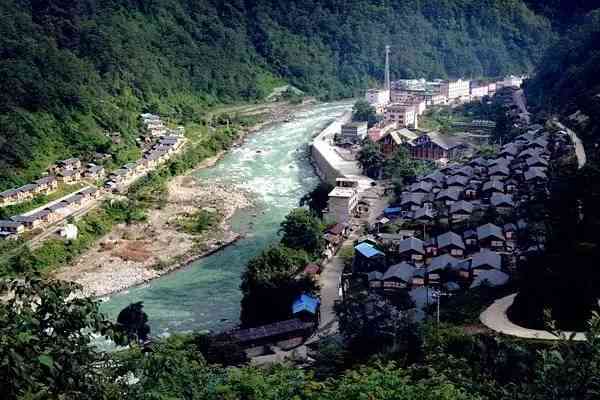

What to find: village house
left=463, top=229, right=477, bottom=248
left=382, top=262, right=416, bottom=290
left=34, top=176, right=58, bottom=194
left=11, top=214, right=44, bottom=230
left=477, top=223, right=506, bottom=250
left=58, top=170, right=81, bottom=184
left=488, top=165, right=510, bottom=180
left=409, top=132, right=467, bottom=161
left=482, top=180, right=504, bottom=197
left=57, top=158, right=82, bottom=172
left=503, top=223, right=517, bottom=241
left=83, top=164, right=106, bottom=180
left=292, top=294, right=320, bottom=323
left=436, top=188, right=461, bottom=206
left=470, top=269, right=510, bottom=289
left=524, top=168, right=547, bottom=185
left=470, top=249, right=503, bottom=276
left=397, top=237, right=426, bottom=264
left=413, top=207, right=435, bottom=224
left=449, top=200, right=474, bottom=222
left=490, top=193, right=515, bottom=213
left=409, top=181, right=433, bottom=194
left=0, top=188, right=23, bottom=205
left=378, top=128, right=418, bottom=156
left=436, top=231, right=466, bottom=257
left=353, top=242, right=386, bottom=274
left=16, top=184, right=38, bottom=199
left=401, top=192, right=426, bottom=211
left=0, top=220, right=26, bottom=237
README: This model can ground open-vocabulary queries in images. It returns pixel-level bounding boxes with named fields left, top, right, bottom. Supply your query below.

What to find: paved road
left=552, top=120, right=587, bottom=169
left=480, top=294, right=586, bottom=341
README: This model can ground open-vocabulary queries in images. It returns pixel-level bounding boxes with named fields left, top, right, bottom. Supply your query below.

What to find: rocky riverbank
left=54, top=175, right=252, bottom=297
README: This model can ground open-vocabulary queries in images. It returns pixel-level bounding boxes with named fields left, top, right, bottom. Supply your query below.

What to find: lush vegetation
left=0, top=0, right=555, bottom=188
left=5, top=276, right=600, bottom=399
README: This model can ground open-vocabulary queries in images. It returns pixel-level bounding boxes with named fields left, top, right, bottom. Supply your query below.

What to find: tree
left=300, top=182, right=334, bottom=218
left=240, top=244, right=316, bottom=326
left=352, top=100, right=378, bottom=127
left=0, top=277, right=121, bottom=400
left=116, top=302, right=151, bottom=346
left=279, top=208, right=325, bottom=256
left=335, top=292, right=420, bottom=361
left=358, top=141, right=385, bottom=179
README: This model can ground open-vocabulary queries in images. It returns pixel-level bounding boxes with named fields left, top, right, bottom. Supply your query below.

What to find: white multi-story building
left=384, top=103, right=417, bottom=128
left=470, top=82, right=490, bottom=99
left=365, top=89, right=390, bottom=114
left=441, top=79, right=471, bottom=101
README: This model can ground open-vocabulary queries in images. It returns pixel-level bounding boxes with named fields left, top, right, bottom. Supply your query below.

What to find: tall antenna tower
left=384, top=45, right=391, bottom=92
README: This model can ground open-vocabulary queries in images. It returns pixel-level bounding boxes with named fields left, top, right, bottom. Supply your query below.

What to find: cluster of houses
left=346, top=122, right=572, bottom=310
left=0, top=158, right=105, bottom=207
left=389, top=126, right=554, bottom=224
left=104, top=115, right=186, bottom=191
left=0, top=187, right=101, bottom=238
left=140, top=113, right=185, bottom=142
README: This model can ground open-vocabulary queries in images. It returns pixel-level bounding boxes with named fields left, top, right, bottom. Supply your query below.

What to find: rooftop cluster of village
left=329, top=86, right=576, bottom=317
left=0, top=114, right=186, bottom=239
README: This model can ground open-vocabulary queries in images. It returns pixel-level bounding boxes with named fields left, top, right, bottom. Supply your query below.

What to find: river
left=100, top=101, right=352, bottom=337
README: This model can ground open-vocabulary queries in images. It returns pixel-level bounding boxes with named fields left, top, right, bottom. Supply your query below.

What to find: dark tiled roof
left=437, top=231, right=465, bottom=250
left=491, top=193, right=515, bottom=207
left=477, top=223, right=505, bottom=241
left=450, top=200, right=474, bottom=215
left=383, top=262, right=416, bottom=282
left=398, top=237, right=425, bottom=255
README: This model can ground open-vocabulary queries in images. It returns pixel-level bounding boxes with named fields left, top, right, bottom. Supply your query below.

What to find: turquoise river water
left=100, top=101, right=351, bottom=337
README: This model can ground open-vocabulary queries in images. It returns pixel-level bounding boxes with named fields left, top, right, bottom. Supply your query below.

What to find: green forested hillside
left=0, top=0, right=553, bottom=188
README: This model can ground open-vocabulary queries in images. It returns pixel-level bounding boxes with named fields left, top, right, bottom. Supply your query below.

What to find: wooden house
left=397, top=237, right=425, bottom=263
left=382, top=262, right=416, bottom=290
left=353, top=242, right=386, bottom=273
left=476, top=223, right=505, bottom=250
left=449, top=200, right=474, bottom=222
left=436, top=231, right=466, bottom=257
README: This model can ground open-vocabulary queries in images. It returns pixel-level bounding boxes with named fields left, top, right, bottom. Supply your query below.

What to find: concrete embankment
left=310, top=111, right=361, bottom=185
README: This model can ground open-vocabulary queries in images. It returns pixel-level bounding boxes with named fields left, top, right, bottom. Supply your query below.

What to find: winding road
left=480, top=294, right=586, bottom=341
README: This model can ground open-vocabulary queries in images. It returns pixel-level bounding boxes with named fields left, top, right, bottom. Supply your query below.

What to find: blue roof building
left=292, top=294, right=320, bottom=319
left=353, top=242, right=386, bottom=274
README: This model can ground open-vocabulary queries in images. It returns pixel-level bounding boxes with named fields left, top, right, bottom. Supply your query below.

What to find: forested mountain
left=0, top=0, right=553, bottom=188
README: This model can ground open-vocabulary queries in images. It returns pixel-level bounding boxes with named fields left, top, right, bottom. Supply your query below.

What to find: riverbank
left=54, top=174, right=252, bottom=297
left=52, top=100, right=319, bottom=297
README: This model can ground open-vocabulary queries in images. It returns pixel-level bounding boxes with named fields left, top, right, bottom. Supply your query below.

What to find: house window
left=451, top=249, right=463, bottom=256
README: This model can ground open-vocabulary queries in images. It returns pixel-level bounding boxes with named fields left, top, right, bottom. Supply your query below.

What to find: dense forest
left=0, top=0, right=554, bottom=188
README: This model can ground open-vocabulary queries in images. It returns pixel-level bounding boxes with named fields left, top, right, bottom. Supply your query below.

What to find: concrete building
left=340, top=122, right=368, bottom=144
left=470, top=82, right=490, bottom=99
left=325, top=186, right=359, bottom=223
left=365, top=89, right=390, bottom=113
left=441, top=79, right=470, bottom=101
left=384, top=103, right=417, bottom=128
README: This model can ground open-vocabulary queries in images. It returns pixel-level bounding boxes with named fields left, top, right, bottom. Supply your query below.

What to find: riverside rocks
left=54, top=174, right=251, bottom=298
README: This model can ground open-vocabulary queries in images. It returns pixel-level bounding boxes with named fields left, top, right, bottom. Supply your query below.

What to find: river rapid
left=100, top=101, right=352, bottom=337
